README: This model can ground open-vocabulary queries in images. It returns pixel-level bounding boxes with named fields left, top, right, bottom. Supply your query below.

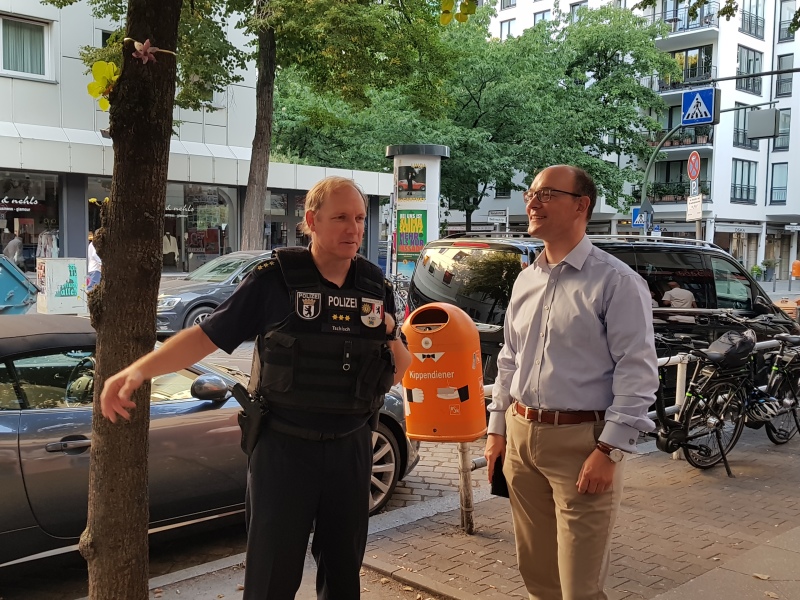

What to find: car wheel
left=369, top=422, right=401, bottom=515
left=184, top=306, right=214, bottom=329
left=419, top=185, right=426, bottom=191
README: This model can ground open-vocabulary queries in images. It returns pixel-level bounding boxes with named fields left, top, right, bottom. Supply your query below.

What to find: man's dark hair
left=570, top=167, right=597, bottom=220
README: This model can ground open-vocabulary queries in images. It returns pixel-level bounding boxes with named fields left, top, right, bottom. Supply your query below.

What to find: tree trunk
left=82, top=2, right=182, bottom=598
left=240, top=25, right=277, bottom=250
left=465, top=208, right=473, bottom=232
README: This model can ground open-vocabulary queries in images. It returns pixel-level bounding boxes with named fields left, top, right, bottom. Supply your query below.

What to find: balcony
left=640, top=66, right=716, bottom=94
left=774, top=134, right=790, bottom=151
left=644, top=2, right=719, bottom=33
left=771, top=187, right=787, bottom=205
left=647, top=126, right=714, bottom=148
left=733, top=128, right=759, bottom=150
left=735, top=71, right=762, bottom=95
left=779, top=20, right=794, bottom=42
left=776, top=76, right=793, bottom=97
left=634, top=180, right=712, bottom=204
left=739, top=11, right=765, bottom=39
left=731, top=184, right=757, bottom=203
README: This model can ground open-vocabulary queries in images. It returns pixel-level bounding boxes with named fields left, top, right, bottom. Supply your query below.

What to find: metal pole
left=672, top=359, right=688, bottom=461
left=695, top=220, right=702, bottom=241
left=458, top=442, right=475, bottom=534
left=641, top=124, right=683, bottom=237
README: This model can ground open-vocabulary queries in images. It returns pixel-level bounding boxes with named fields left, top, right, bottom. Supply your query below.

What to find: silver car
left=0, top=315, right=419, bottom=567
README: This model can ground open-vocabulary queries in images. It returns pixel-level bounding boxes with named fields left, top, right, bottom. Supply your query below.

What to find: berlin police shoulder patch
left=296, top=292, right=322, bottom=320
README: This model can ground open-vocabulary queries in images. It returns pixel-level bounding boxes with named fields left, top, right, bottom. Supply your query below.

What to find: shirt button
left=544, top=305, right=550, bottom=310
left=540, top=332, right=545, bottom=338
left=535, top=359, right=541, bottom=365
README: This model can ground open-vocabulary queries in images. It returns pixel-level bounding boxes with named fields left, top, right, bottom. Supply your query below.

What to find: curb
left=363, top=557, right=482, bottom=600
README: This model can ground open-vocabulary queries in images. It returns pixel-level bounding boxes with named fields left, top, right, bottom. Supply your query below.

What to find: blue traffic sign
left=681, top=88, right=715, bottom=126
left=632, top=208, right=646, bottom=228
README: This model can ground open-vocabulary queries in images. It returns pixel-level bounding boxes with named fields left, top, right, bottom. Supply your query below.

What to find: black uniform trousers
left=243, top=422, right=373, bottom=600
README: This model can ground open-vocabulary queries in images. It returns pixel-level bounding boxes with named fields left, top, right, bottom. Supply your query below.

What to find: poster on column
left=396, top=210, right=427, bottom=279
left=397, top=165, right=427, bottom=200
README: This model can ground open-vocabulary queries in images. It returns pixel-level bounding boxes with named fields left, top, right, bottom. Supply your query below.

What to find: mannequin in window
left=163, top=232, right=178, bottom=267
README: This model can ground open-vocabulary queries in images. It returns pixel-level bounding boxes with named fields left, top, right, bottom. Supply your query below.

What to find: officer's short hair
left=301, top=176, right=368, bottom=235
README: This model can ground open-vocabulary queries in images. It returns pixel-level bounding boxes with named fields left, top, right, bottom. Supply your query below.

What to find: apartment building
left=465, top=0, right=798, bottom=277
left=0, top=1, right=390, bottom=273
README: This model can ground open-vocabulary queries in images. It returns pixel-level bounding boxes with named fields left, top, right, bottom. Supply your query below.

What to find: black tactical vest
left=255, top=247, right=394, bottom=414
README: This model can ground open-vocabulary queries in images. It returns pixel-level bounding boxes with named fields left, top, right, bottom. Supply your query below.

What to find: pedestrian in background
left=484, top=165, right=658, bottom=600
left=100, top=176, right=411, bottom=600
left=2, top=231, right=23, bottom=268
left=87, top=231, right=102, bottom=292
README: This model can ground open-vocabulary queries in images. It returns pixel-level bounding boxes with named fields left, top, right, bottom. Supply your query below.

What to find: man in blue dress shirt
left=485, top=165, right=658, bottom=600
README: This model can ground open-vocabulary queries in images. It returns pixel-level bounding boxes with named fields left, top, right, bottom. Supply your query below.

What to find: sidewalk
left=127, top=428, right=800, bottom=600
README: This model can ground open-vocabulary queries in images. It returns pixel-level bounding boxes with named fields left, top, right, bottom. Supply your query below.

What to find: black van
left=407, top=233, right=800, bottom=388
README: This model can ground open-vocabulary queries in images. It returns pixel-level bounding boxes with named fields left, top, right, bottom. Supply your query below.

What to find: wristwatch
left=596, top=442, right=625, bottom=464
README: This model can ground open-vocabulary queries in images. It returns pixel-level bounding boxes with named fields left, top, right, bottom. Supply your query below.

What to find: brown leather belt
left=513, top=401, right=604, bottom=425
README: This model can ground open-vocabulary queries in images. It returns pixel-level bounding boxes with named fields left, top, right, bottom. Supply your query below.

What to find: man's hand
left=484, top=433, right=506, bottom=483
left=576, top=449, right=616, bottom=494
left=100, top=366, right=144, bottom=423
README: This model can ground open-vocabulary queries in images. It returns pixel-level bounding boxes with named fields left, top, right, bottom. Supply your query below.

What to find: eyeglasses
left=523, top=188, right=584, bottom=204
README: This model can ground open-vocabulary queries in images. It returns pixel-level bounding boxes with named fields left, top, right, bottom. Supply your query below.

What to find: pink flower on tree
left=132, top=39, right=159, bottom=64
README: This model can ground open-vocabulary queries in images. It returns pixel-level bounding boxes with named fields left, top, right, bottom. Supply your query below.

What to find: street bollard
left=458, top=442, right=474, bottom=534
left=774, top=276, right=778, bottom=293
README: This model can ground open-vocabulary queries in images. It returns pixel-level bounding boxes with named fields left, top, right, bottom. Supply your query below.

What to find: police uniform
left=200, top=247, right=396, bottom=600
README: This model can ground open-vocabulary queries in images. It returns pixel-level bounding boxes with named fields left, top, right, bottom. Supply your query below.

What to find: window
left=774, top=109, right=791, bottom=151
left=771, top=163, right=788, bottom=204
left=710, top=256, right=752, bottom=311
left=1, top=17, right=46, bottom=76
left=499, top=19, right=515, bottom=40
left=101, top=30, right=113, bottom=47
left=739, top=0, right=765, bottom=38
left=534, top=10, right=551, bottom=24
left=731, top=159, right=758, bottom=203
left=150, top=370, right=199, bottom=403
left=779, top=0, right=795, bottom=41
left=570, top=1, right=588, bottom=22
left=501, top=0, right=516, bottom=9
left=736, top=46, right=762, bottom=95
left=777, top=55, right=793, bottom=96
left=494, top=186, right=511, bottom=198
left=733, top=103, right=759, bottom=150
left=671, top=45, right=713, bottom=81
left=633, top=250, right=711, bottom=310
left=12, top=351, right=95, bottom=409
left=0, top=364, right=20, bottom=410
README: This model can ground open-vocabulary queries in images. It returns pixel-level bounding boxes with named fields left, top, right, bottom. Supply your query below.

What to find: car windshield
left=409, top=245, right=528, bottom=325
left=186, top=257, right=248, bottom=283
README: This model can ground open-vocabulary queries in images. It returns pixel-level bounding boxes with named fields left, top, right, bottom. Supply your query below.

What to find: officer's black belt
left=264, top=416, right=366, bottom=442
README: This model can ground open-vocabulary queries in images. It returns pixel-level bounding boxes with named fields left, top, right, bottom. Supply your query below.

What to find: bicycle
left=760, top=332, right=800, bottom=444
left=387, top=272, right=410, bottom=321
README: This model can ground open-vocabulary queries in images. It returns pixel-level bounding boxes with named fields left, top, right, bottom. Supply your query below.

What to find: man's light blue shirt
left=488, top=236, right=657, bottom=452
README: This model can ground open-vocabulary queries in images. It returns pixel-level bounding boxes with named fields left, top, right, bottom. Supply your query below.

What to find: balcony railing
left=634, top=180, right=712, bottom=204
left=739, top=11, right=765, bottom=39
left=779, top=20, right=794, bottom=42
left=776, top=76, right=793, bottom=97
left=771, top=187, right=787, bottom=204
left=647, top=126, right=714, bottom=147
left=774, top=134, right=790, bottom=151
left=733, top=128, right=759, bottom=149
left=731, top=184, right=757, bottom=203
left=640, top=66, right=716, bottom=93
left=643, top=2, right=719, bottom=34
left=736, top=71, right=762, bottom=95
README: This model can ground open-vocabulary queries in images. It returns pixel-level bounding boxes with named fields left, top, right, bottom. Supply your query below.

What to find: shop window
left=1, top=17, right=47, bottom=77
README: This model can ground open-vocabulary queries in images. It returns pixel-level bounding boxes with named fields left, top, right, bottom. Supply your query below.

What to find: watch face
left=609, top=449, right=624, bottom=463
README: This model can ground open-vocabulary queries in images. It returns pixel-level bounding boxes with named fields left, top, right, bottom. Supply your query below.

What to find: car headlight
left=156, top=296, right=181, bottom=311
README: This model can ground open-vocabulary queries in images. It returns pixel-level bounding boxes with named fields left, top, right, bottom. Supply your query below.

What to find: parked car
left=157, top=251, right=272, bottom=334
left=0, top=315, right=419, bottom=567
left=407, top=234, right=800, bottom=391
left=397, top=180, right=426, bottom=192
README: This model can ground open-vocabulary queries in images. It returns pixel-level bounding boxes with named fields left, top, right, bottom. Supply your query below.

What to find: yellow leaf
left=454, top=12, right=468, bottom=22
left=441, top=0, right=455, bottom=11
left=87, top=81, right=104, bottom=98
left=764, top=592, right=779, bottom=599
left=98, top=97, right=110, bottom=111
left=440, top=11, right=453, bottom=25
left=753, top=573, right=771, bottom=580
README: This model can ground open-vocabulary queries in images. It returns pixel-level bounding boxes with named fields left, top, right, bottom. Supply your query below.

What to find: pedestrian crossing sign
left=681, top=88, right=716, bottom=126
left=632, top=208, right=647, bottom=228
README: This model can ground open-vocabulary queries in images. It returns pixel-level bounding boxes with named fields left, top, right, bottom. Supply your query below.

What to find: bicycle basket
left=706, top=329, right=756, bottom=368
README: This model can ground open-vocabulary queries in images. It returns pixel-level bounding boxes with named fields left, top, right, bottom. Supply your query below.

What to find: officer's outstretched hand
left=100, top=366, right=144, bottom=423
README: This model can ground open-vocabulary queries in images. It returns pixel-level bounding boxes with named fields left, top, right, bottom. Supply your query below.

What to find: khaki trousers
left=504, top=406, right=625, bottom=600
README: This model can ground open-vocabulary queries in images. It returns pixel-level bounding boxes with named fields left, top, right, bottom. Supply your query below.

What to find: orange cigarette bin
left=400, top=303, right=487, bottom=442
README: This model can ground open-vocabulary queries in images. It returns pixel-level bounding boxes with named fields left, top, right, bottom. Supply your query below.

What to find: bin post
left=458, top=442, right=474, bottom=534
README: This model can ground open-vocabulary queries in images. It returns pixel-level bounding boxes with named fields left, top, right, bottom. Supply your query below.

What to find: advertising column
left=385, top=145, right=450, bottom=279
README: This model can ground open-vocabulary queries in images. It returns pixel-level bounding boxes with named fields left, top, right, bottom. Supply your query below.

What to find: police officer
left=100, top=176, right=412, bottom=599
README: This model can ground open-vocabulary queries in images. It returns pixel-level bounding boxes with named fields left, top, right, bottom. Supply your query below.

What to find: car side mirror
left=191, top=374, right=231, bottom=402
left=754, top=295, right=774, bottom=315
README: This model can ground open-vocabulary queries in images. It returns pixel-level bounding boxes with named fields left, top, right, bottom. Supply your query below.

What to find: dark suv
left=407, top=234, right=800, bottom=389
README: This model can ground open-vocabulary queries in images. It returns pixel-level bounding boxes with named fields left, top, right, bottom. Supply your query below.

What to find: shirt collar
left=534, top=235, right=593, bottom=272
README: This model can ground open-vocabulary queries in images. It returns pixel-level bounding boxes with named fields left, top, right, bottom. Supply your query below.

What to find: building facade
left=0, top=1, right=392, bottom=273
left=460, top=0, right=799, bottom=278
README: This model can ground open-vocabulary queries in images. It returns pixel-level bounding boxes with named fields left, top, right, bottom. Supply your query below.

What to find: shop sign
left=0, top=196, right=40, bottom=206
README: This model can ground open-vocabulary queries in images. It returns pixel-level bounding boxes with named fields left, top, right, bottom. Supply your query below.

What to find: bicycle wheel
left=681, top=380, right=746, bottom=469
left=766, top=374, right=800, bottom=445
